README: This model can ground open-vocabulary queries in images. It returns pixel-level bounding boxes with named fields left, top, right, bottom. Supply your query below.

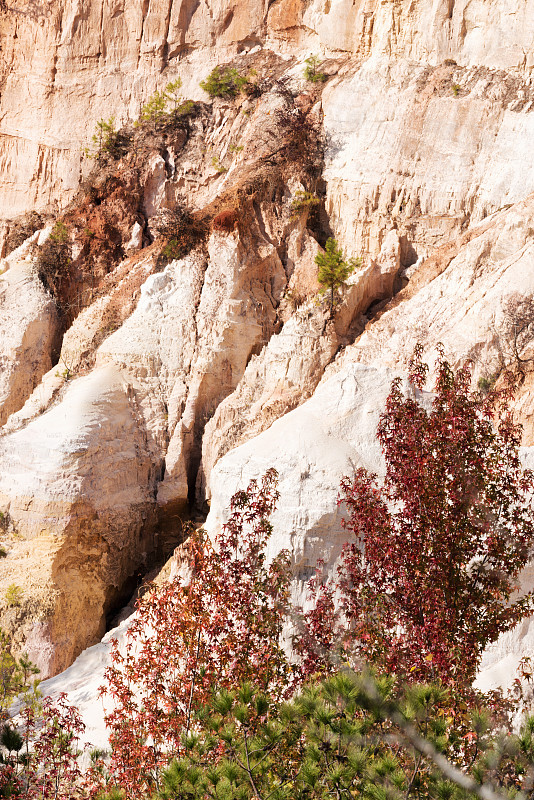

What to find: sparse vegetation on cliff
left=316, top=237, right=360, bottom=315
left=303, top=54, right=327, bottom=83
left=290, top=189, right=320, bottom=218
left=84, top=117, right=129, bottom=163
left=200, top=66, right=249, bottom=98
left=35, top=220, right=72, bottom=300
left=153, top=207, right=210, bottom=268
left=136, top=81, right=196, bottom=131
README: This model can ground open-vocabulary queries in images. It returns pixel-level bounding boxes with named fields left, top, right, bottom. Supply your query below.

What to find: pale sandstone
left=204, top=364, right=419, bottom=603
left=2, top=0, right=534, bottom=227
left=59, top=248, right=158, bottom=375
left=0, top=205, right=287, bottom=670
left=329, top=193, right=534, bottom=425
left=0, top=365, right=157, bottom=677
left=199, top=229, right=402, bottom=500
left=322, top=58, right=534, bottom=258
left=0, top=248, right=59, bottom=426
left=157, top=229, right=286, bottom=509
left=3, top=0, right=534, bottom=691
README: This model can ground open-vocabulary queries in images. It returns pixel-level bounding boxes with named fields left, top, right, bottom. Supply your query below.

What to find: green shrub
left=91, top=117, right=116, bottom=154
left=84, top=117, right=129, bottom=162
left=290, top=190, right=320, bottom=218
left=199, top=66, right=248, bottom=98
left=211, top=155, right=227, bottom=173
left=316, top=237, right=361, bottom=315
left=175, top=99, right=195, bottom=117
left=49, top=220, right=69, bottom=244
left=136, top=80, right=196, bottom=128
left=157, top=238, right=182, bottom=269
left=164, top=79, right=183, bottom=112
left=5, top=584, right=23, bottom=607
left=140, top=91, right=167, bottom=124
left=303, top=55, right=327, bottom=83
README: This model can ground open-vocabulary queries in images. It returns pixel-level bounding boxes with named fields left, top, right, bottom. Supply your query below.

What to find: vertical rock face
left=322, top=60, right=534, bottom=256
left=198, top=228, right=403, bottom=501
left=1, top=0, right=534, bottom=224
left=3, top=0, right=534, bottom=686
left=205, top=364, right=404, bottom=596
left=0, top=239, right=60, bottom=426
left=0, top=365, right=157, bottom=676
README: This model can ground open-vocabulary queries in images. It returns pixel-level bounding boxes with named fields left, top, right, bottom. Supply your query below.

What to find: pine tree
left=315, top=238, right=360, bottom=316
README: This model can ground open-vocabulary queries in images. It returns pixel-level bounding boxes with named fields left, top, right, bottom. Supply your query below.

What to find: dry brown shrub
left=4, top=211, right=46, bottom=256
left=211, top=208, right=238, bottom=233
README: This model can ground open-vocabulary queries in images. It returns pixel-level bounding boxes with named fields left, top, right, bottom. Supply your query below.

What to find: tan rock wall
left=2, top=0, right=534, bottom=223
left=0, top=243, right=60, bottom=425
left=3, top=0, right=534, bottom=686
left=0, top=365, right=157, bottom=676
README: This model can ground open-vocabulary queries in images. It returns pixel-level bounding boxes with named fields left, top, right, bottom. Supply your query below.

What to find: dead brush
left=285, top=288, right=308, bottom=311
left=273, top=105, right=324, bottom=180
left=3, top=211, right=47, bottom=256
left=211, top=208, right=238, bottom=233
left=154, top=206, right=210, bottom=267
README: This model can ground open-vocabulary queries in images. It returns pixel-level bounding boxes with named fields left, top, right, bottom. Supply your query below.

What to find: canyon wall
left=2, top=0, right=534, bottom=228
left=1, top=0, right=534, bottom=685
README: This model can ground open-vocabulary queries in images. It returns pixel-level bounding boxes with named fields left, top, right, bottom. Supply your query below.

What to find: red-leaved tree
left=102, top=468, right=298, bottom=799
left=31, top=694, right=85, bottom=800
left=300, top=346, right=534, bottom=687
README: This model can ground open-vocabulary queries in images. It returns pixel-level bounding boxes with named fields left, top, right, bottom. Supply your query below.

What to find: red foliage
left=0, top=765, right=23, bottom=799
left=31, top=694, right=86, bottom=799
left=300, top=346, right=534, bottom=687
left=211, top=208, right=238, bottom=233
left=4, top=694, right=87, bottom=799
left=102, top=468, right=298, bottom=798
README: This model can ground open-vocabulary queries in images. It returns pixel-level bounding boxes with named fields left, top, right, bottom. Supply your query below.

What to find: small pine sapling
left=303, top=55, right=327, bottom=83
left=85, top=118, right=119, bottom=161
left=163, top=79, right=183, bottom=112
left=139, top=90, right=168, bottom=124
left=315, top=237, right=361, bottom=316
left=4, top=584, right=23, bottom=607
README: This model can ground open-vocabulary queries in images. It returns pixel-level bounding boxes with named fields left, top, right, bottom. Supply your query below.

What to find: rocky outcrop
left=198, top=228, right=403, bottom=500
left=0, top=365, right=157, bottom=676
left=330, top=192, right=534, bottom=441
left=322, top=58, right=534, bottom=257
left=2, top=0, right=534, bottom=232
left=205, top=363, right=408, bottom=597
left=0, top=232, right=60, bottom=426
